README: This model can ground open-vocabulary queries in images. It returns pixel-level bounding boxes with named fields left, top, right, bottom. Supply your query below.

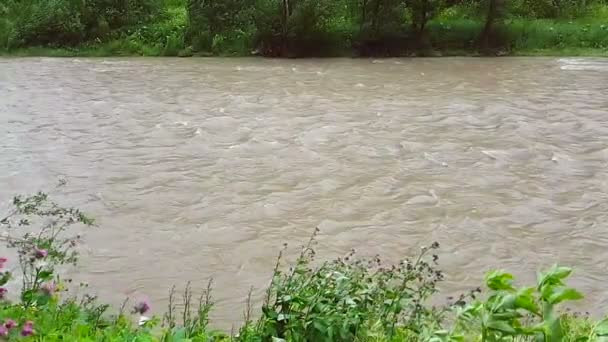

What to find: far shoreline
left=2, top=47, right=608, bottom=58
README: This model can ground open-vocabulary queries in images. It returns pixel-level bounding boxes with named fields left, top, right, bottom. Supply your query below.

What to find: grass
left=1, top=192, right=608, bottom=341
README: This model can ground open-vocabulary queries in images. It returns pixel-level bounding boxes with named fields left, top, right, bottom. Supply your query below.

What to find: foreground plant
left=440, top=266, right=608, bottom=342
left=0, top=192, right=158, bottom=340
left=243, top=231, right=446, bottom=341
left=0, top=191, right=606, bottom=341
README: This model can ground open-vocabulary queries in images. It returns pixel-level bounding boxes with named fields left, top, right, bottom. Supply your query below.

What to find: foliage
left=452, top=267, right=588, bottom=341
left=185, top=0, right=255, bottom=53
left=0, top=192, right=607, bottom=341
left=251, top=232, right=446, bottom=340
left=0, top=0, right=608, bottom=54
left=1, top=0, right=163, bottom=48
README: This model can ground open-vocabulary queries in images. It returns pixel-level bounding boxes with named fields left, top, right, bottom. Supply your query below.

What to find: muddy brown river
left=1, top=57, right=608, bottom=326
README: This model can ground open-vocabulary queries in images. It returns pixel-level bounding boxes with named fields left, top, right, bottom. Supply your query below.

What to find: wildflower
left=21, top=321, right=34, bottom=337
left=132, top=298, right=151, bottom=315
left=4, top=319, right=16, bottom=329
left=0, top=287, right=7, bottom=299
left=40, top=282, right=56, bottom=295
left=0, top=325, right=7, bottom=337
left=0, top=257, right=7, bottom=269
left=138, top=316, right=150, bottom=326
left=34, top=249, right=48, bottom=259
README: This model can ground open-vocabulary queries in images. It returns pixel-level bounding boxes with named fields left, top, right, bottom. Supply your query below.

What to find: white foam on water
left=559, top=58, right=608, bottom=71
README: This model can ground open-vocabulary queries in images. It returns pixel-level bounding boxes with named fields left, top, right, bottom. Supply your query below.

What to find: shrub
left=251, top=232, right=445, bottom=340
left=82, top=0, right=162, bottom=30
left=185, top=0, right=255, bottom=52
left=11, top=0, right=86, bottom=47
left=6, top=0, right=162, bottom=48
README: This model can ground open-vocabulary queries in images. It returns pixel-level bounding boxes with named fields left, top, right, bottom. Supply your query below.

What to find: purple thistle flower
left=21, top=321, right=34, bottom=337
left=41, top=282, right=57, bottom=295
left=0, top=325, right=7, bottom=337
left=34, top=248, right=48, bottom=259
left=4, top=319, right=16, bottom=330
left=132, top=298, right=151, bottom=315
left=0, top=287, right=7, bottom=299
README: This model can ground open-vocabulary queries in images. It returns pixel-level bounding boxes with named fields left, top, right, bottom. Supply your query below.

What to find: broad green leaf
left=485, top=270, right=515, bottom=291
left=515, top=287, right=540, bottom=314
left=548, top=288, right=583, bottom=304
left=38, top=270, right=53, bottom=280
left=519, top=323, right=545, bottom=335
left=433, top=329, right=449, bottom=336
left=486, top=319, right=518, bottom=334
left=0, top=271, right=10, bottom=286
left=595, top=318, right=608, bottom=336
left=494, top=293, right=517, bottom=311
left=544, top=316, right=564, bottom=342
left=538, top=265, right=572, bottom=288
left=491, top=311, right=522, bottom=320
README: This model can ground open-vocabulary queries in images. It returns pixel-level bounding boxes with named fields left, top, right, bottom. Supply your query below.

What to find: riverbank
left=3, top=45, right=608, bottom=58
left=2, top=29, right=608, bottom=58
left=2, top=0, right=608, bottom=58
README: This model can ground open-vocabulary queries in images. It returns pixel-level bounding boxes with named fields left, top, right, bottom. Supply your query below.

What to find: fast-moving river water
left=1, top=57, right=607, bottom=326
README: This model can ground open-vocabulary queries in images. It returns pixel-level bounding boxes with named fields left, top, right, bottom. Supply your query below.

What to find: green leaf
left=515, top=287, right=540, bottom=314
left=595, top=318, right=608, bottom=336
left=548, top=288, right=583, bottom=304
left=38, top=270, right=54, bottom=280
left=491, top=311, right=522, bottom=320
left=538, top=265, right=572, bottom=289
left=171, top=327, right=186, bottom=339
left=485, top=270, right=515, bottom=291
left=486, top=319, right=518, bottom=334
left=544, top=316, right=564, bottom=342
left=0, top=271, right=11, bottom=286
left=21, top=289, right=36, bottom=302
left=494, top=293, right=517, bottom=311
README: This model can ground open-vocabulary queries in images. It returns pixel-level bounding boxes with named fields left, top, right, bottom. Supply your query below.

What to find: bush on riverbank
left=2, top=192, right=608, bottom=341
left=1, top=0, right=608, bottom=56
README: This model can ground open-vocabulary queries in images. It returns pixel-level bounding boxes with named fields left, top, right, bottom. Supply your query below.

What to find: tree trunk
left=360, top=0, right=368, bottom=33
left=411, top=0, right=429, bottom=48
left=281, top=0, right=289, bottom=55
left=479, top=0, right=498, bottom=49
left=372, top=0, right=382, bottom=36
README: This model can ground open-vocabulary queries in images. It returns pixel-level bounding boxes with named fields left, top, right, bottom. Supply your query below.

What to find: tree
left=478, top=0, right=505, bottom=49
left=407, top=0, right=445, bottom=44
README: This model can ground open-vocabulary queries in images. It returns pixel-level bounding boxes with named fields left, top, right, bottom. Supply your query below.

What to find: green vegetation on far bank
left=2, top=191, right=608, bottom=341
left=1, top=0, right=608, bottom=57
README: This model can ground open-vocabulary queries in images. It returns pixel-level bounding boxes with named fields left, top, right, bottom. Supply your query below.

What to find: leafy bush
left=10, top=0, right=86, bottom=47
left=4, top=0, right=162, bottom=48
left=185, top=0, right=255, bottom=52
left=252, top=232, right=445, bottom=340
left=85, top=0, right=163, bottom=29
left=250, top=0, right=352, bottom=56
